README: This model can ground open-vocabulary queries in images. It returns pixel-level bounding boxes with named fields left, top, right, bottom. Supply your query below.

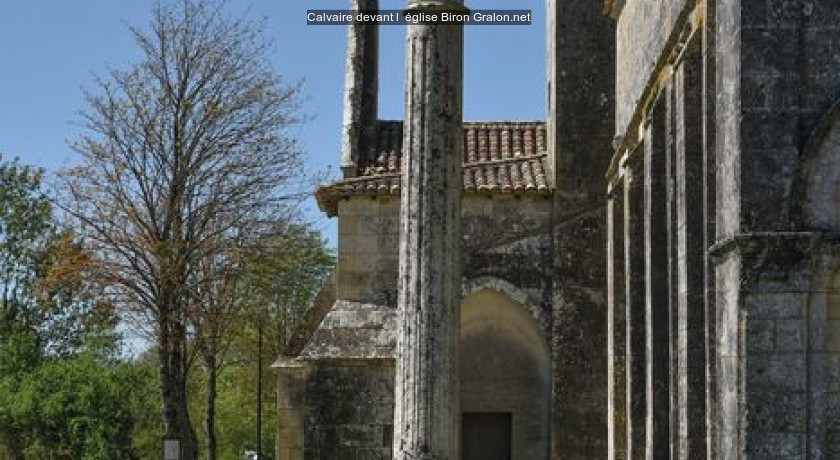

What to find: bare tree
left=59, top=1, right=305, bottom=458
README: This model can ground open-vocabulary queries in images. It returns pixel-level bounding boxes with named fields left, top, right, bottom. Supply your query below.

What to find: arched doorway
left=460, top=288, right=550, bottom=460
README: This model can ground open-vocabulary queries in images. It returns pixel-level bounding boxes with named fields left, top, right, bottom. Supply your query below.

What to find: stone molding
left=708, top=231, right=829, bottom=262
left=463, top=276, right=539, bottom=315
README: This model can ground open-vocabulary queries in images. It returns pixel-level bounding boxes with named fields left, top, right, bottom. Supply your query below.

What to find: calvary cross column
left=392, top=1, right=466, bottom=459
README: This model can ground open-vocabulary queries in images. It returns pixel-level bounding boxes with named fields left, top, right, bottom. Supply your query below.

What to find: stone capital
left=405, top=0, right=468, bottom=13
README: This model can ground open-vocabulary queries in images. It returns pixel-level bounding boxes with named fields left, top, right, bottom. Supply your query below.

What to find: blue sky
left=0, top=0, right=546, bottom=246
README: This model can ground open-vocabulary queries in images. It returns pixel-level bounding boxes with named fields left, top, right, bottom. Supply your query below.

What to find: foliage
left=239, top=221, right=334, bottom=354
left=206, top=362, right=276, bottom=459
left=0, top=155, right=145, bottom=459
left=60, top=0, right=309, bottom=457
left=185, top=220, right=333, bottom=458
left=122, top=351, right=164, bottom=458
left=0, top=156, right=52, bottom=339
left=7, top=354, right=136, bottom=459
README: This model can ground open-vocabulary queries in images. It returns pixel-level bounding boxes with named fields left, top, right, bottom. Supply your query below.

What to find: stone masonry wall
left=335, top=194, right=554, bottom=310
left=615, top=0, right=691, bottom=139
left=713, top=1, right=840, bottom=458
left=300, top=193, right=553, bottom=460
left=737, top=0, right=840, bottom=234
left=549, top=0, right=615, bottom=456
left=304, top=364, right=394, bottom=460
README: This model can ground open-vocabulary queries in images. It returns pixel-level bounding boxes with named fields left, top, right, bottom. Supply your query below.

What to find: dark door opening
left=462, top=412, right=512, bottom=460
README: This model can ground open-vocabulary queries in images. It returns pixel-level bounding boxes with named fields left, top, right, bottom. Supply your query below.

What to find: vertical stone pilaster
left=393, top=1, right=465, bottom=459
left=275, top=359, right=308, bottom=460
left=675, top=39, right=707, bottom=460
left=702, top=2, right=718, bottom=456
left=645, top=96, right=670, bottom=459
left=340, top=0, right=379, bottom=177
left=608, top=180, right=628, bottom=459
left=624, top=156, right=647, bottom=460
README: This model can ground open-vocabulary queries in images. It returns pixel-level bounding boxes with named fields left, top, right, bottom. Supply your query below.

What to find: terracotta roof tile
left=316, top=120, right=552, bottom=217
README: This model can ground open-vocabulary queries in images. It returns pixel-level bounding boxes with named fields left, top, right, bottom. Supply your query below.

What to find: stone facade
left=606, top=0, right=840, bottom=458
left=275, top=0, right=840, bottom=458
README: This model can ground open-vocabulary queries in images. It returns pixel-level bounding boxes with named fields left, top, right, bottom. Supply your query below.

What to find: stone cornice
left=707, top=231, right=840, bottom=266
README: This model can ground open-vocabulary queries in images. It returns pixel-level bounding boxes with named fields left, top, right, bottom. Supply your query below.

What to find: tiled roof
left=317, top=120, right=552, bottom=216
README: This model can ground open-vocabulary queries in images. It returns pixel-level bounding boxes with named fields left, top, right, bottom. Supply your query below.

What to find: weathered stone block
left=339, top=199, right=379, bottom=217
left=774, top=393, right=807, bottom=433
left=338, top=215, right=363, bottom=237
left=279, top=428, right=305, bottom=448
left=827, top=355, right=840, bottom=391
left=340, top=235, right=381, bottom=255
left=278, top=409, right=305, bottom=428
left=355, top=447, right=391, bottom=460
left=827, top=319, right=840, bottom=351
left=747, top=319, right=775, bottom=352
left=746, top=432, right=804, bottom=457
left=277, top=372, right=307, bottom=408
left=775, top=319, right=806, bottom=351
left=745, top=292, right=804, bottom=319
left=828, top=295, right=840, bottom=319
left=766, top=0, right=808, bottom=29
left=338, top=425, right=377, bottom=447
left=747, top=354, right=806, bottom=392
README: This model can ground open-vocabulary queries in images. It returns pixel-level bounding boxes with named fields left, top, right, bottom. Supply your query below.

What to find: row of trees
left=0, top=153, right=330, bottom=459
left=1, top=0, right=333, bottom=459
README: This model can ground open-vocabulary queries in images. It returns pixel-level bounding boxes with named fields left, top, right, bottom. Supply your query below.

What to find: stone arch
left=462, top=275, right=549, bottom=337
left=800, top=98, right=840, bottom=231
left=459, top=285, right=551, bottom=460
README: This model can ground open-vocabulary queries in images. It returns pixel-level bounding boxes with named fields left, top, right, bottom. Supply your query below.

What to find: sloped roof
left=276, top=274, right=397, bottom=363
left=297, top=300, right=396, bottom=361
left=316, top=120, right=553, bottom=216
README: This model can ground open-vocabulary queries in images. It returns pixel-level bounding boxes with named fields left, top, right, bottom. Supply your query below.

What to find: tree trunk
left=159, top=315, right=198, bottom=460
left=203, top=352, right=218, bottom=460
left=1, top=428, right=24, bottom=460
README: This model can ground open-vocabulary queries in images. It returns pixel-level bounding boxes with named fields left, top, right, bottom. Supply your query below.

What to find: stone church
left=275, top=0, right=840, bottom=458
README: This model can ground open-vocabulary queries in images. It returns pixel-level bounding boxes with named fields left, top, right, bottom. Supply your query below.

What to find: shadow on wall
left=460, top=288, right=551, bottom=460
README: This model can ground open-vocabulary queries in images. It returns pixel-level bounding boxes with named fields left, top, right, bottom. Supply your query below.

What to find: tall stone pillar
left=393, top=1, right=465, bottom=459
left=340, top=0, right=378, bottom=177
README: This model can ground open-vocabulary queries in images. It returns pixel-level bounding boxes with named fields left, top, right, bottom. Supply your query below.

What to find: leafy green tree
left=186, top=220, right=333, bottom=460
left=0, top=155, right=54, bottom=458
left=240, top=222, right=334, bottom=354
left=8, top=353, right=136, bottom=459
left=116, top=350, right=164, bottom=459
left=0, top=155, right=145, bottom=459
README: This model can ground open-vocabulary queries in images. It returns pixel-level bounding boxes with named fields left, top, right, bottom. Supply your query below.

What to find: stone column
left=393, top=1, right=465, bottom=459
left=340, top=0, right=379, bottom=177
left=274, top=359, right=307, bottom=460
